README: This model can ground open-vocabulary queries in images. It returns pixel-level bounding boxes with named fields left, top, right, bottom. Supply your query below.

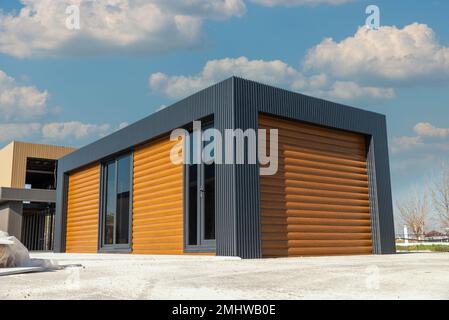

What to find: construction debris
left=0, top=231, right=59, bottom=271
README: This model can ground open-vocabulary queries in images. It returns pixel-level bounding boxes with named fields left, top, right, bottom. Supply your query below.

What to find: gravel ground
left=1, top=252, right=448, bottom=300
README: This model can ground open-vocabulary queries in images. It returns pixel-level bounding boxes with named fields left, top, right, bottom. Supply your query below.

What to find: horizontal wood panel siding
left=259, top=115, right=373, bottom=257
left=132, top=136, right=184, bottom=254
left=66, top=164, right=100, bottom=253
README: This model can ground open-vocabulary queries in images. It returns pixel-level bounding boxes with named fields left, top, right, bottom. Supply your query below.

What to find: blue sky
left=1, top=0, right=449, bottom=212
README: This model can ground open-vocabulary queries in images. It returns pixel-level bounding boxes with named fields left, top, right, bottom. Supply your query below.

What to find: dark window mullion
left=197, top=162, right=202, bottom=246
left=128, top=153, right=133, bottom=247
left=113, top=159, right=118, bottom=245
left=101, top=168, right=106, bottom=247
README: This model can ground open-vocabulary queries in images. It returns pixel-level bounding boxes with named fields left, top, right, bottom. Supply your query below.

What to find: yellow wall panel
left=132, top=136, right=185, bottom=255
left=66, top=164, right=100, bottom=253
left=259, top=115, right=373, bottom=257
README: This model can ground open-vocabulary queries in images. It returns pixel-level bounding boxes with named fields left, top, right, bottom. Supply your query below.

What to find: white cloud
left=42, top=121, right=111, bottom=141
left=392, top=122, right=449, bottom=153
left=251, top=0, right=354, bottom=7
left=0, top=0, right=246, bottom=58
left=0, top=120, right=126, bottom=145
left=0, top=69, right=127, bottom=145
left=149, top=56, right=302, bottom=99
left=317, top=81, right=395, bottom=100
left=0, top=123, right=42, bottom=142
left=149, top=23, right=449, bottom=102
left=0, top=70, right=48, bottom=121
left=149, top=56, right=393, bottom=101
left=304, top=23, right=449, bottom=85
left=414, top=122, right=449, bottom=138
left=391, top=136, right=423, bottom=153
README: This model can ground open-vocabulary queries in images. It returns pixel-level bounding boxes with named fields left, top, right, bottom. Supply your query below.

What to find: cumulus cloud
left=42, top=121, right=111, bottom=141
left=0, top=70, right=49, bottom=121
left=0, top=123, right=42, bottom=142
left=150, top=56, right=302, bottom=99
left=0, top=69, right=124, bottom=145
left=414, top=122, right=449, bottom=138
left=149, top=56, right=393, bottom=101
left=0, top=120, right=125, bottom=145
left=251, top=0, right=354, bottom=7
left=151, top=23, right=449, bottom=102
left=304, top=23, right=449, bottom=86
left=390, top=123, right=449, bottom=184
left=0, top=0, right=246, bottom=58
left=311, top=80, right=395, bottom=101
left=392, top=123, right=449, bottom=153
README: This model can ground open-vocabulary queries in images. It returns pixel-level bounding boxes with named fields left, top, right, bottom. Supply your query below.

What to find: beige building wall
left=0, top=141, right=76, bottom=188
left=0, top=142, right=14, bottom=187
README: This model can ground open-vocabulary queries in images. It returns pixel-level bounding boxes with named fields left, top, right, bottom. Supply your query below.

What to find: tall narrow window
left=116, top=156, right=131, bottom=244
left=187, top=131, right=198, bottom=246
left=101, top=154, right=132, bottom=250
left=203, top=163, right=215, bottom=240
left=104, top=162, right=116, bottom=245
left=185, top=122, right=216, bottom=251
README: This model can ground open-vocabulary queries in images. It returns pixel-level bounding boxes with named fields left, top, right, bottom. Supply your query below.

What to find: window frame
left=98, top=152, right=133, bottom=253
left=183, top=121, right=216, bottom=253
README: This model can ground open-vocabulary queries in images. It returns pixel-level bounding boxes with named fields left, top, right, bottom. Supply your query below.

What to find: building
left=54, top=77, right=396, bottom=258
left=0, top=141, right=75, bottom=250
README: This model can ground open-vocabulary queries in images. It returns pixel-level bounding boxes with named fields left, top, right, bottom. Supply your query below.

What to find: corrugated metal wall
left=132, top=136, right=184, bottom=254
left=11, top=142, right=75, bottom=188
left=213, top=79, right=239, bottom=257
left=259, top=115, right=373, bottom=257
left=233, top=79, right=261, bottom=258
left=66, top=164, right=100, bottom=253
left=0, top=141, right=75, bottom=188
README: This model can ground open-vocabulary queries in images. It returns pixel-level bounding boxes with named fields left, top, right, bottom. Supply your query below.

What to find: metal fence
left=396, top=234, right=449, bottom=243
left=21, top=208, right=55, bottom=251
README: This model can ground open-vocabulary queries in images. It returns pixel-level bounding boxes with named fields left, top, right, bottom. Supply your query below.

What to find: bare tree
left=396, top=191, right=429, bottom=240
left=430, top=164, right=449, bottom=231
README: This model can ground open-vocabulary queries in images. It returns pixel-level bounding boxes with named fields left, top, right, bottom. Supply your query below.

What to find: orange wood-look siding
left=259, top=115, right=373, bottom=257
left=132, top=136, right=185, bottom=254
left=66, top=164, right=100, bottom=253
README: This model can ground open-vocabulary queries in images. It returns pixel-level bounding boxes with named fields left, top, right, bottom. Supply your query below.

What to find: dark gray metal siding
left=233, top=79, right=262, bottom=258
left=366, top=135, right=381, bottom=254
left=213, top=78, right=238, bottom=257
left=370, top=120, right=396, bottom=254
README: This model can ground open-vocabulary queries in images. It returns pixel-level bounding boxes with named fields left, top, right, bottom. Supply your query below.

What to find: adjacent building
left=54, top=77, right=396, bottom=258
left=0, top=141, right=75, bottom=250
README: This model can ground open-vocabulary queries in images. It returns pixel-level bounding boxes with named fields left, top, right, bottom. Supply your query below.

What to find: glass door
left=101, top=153, right=132, bottom=251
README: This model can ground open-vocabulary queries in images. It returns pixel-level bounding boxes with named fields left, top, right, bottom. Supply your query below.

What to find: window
left=101, top=154, right=132, bottom=250
left=25, top=157, right=57, bottom=190
left=185, top=122, right=216, bottom=251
